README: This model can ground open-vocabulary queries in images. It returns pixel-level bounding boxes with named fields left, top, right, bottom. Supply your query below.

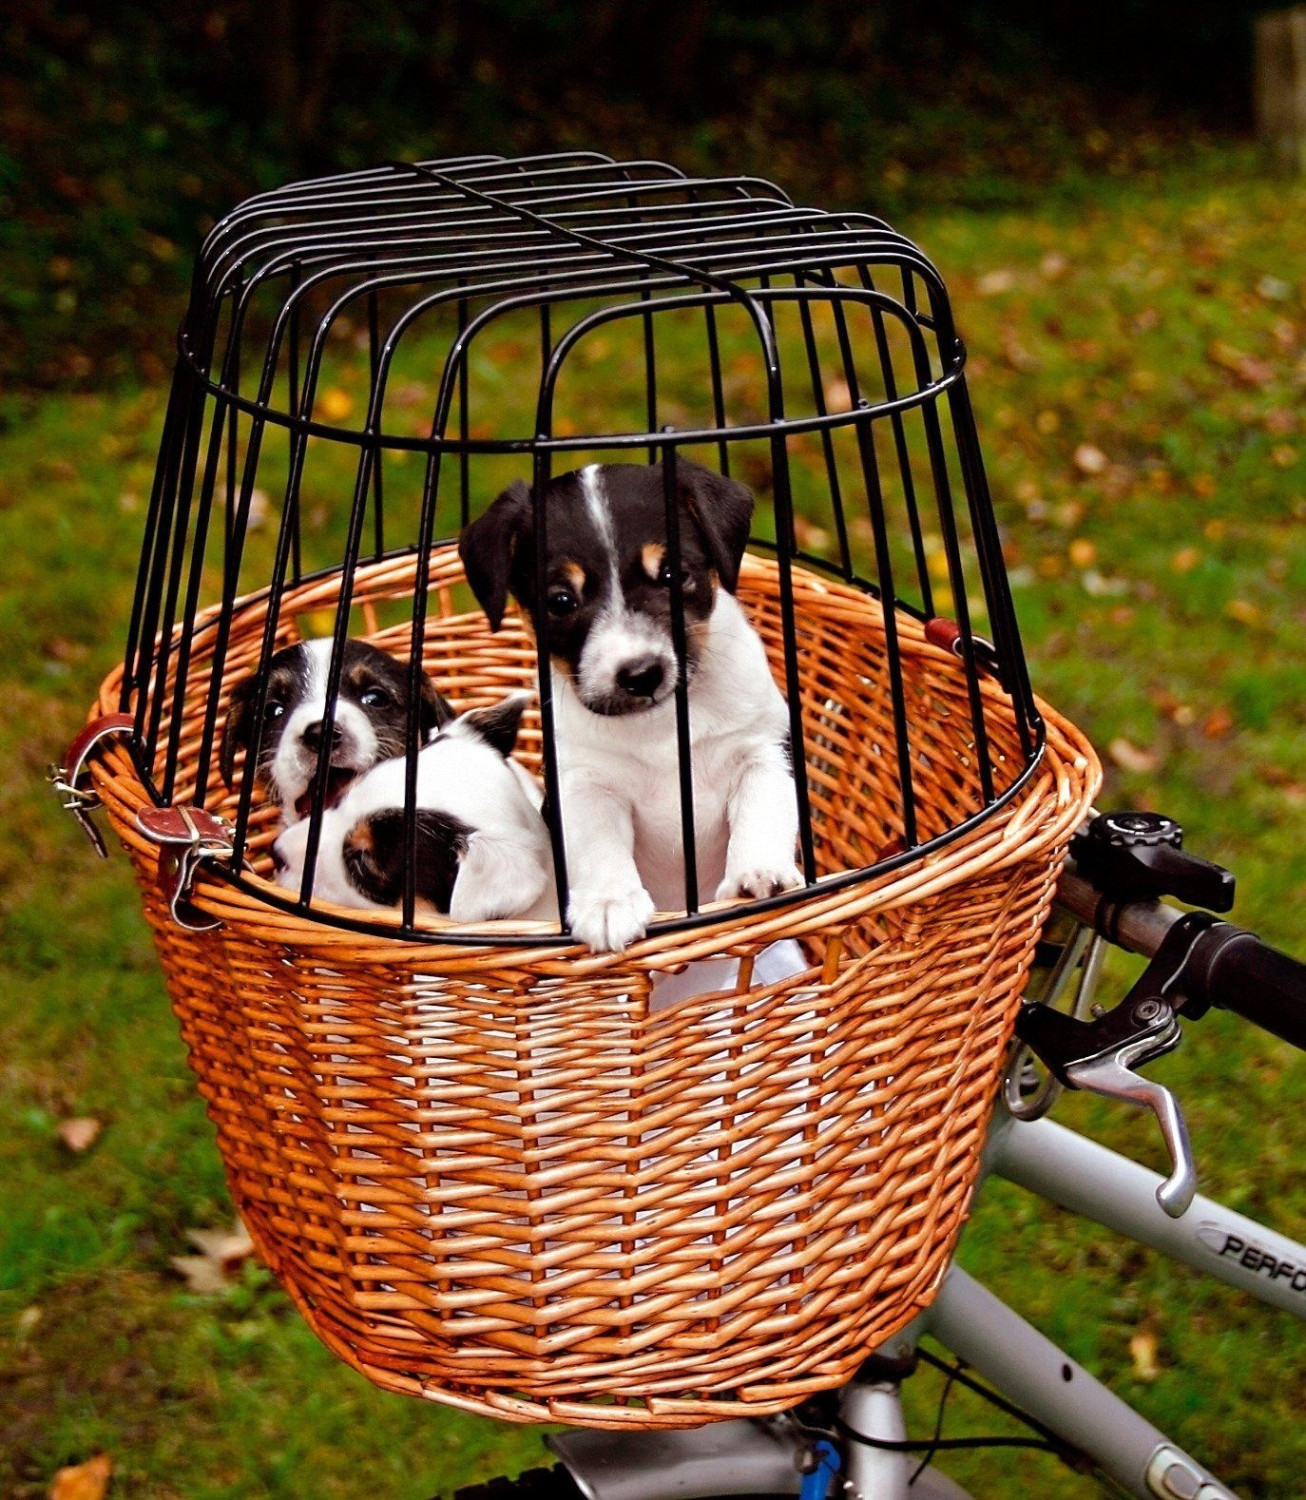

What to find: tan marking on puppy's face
left=562, top=561, right=586, bottom=594
left=641, top=543, right=666, bottom=582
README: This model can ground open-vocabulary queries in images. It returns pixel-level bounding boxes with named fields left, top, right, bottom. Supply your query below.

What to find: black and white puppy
left=271, top=692, right=556, bottom=923
left=220, top=639, right=454, bottom=823
left=459, top=460, right=801, bottom=952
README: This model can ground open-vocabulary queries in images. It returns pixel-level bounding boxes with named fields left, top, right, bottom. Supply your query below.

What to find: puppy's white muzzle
left=575, top=612, right=680, bottom=716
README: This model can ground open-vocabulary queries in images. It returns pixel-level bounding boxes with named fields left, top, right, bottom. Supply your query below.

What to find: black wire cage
left=119, top=150, right=1044, bottom=942
left=73, top=152, right=1103, bottom=1425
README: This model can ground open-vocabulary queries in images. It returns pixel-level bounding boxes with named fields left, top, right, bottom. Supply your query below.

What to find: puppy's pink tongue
left=294, top=768, right=356, bottom=820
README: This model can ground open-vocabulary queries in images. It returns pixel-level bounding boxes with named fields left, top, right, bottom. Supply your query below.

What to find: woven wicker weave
left=89, top=549, right=1099, bottom=1429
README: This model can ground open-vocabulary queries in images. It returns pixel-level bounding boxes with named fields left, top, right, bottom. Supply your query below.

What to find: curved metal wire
left=122, top=152, right=1043, bottom=945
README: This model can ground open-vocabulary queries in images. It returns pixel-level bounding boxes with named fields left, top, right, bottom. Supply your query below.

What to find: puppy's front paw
left=716, top=863, right=804, bottom=903
left=568, top=885, right=656, bottom=953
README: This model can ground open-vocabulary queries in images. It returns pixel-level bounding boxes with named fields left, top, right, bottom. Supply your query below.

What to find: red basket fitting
left=925, top=616, right=964, bottom=655
left=48, top=712, right=136, bottom=858
left=924, top=617, right=1003, bottom=678
left=134, top=805, right=235, bottom=933
left=51, top=713, right=233, bottom=931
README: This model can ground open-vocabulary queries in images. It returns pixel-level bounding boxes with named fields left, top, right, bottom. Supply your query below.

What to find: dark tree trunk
left=257, top=0, right=345, bottom=174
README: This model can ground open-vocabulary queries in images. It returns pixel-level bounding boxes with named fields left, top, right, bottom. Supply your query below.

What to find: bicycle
left=448, top=810, right=1306, bottom=1500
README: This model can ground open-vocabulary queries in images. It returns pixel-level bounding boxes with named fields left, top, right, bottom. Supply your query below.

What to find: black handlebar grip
left=1187, top=924, right=1306, bottom=1052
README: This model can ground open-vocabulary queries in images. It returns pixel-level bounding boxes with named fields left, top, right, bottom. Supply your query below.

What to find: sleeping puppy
left=459, top=460, right=801, bottom=952
left=271, top=692, right=556, bottom=923
left=220, top=639, right=453, bottom=823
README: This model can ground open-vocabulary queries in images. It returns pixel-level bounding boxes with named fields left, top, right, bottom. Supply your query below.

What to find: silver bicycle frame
left=552, top=1103, right=1306, bottom=1500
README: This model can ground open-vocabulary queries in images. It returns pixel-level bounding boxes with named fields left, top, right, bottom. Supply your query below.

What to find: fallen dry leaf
left=55, top=1118, right=102, bottom=1154
left=1082, top=569, right=1129, bottom=597
left=793, top=516, right=831, bottom=552
left=999, top=332, right=1038, bottom=371
left=1225, top=599, right=1264, bottom=628
left=1109, top=737, right=1160, bottom=774
left=977, top=268, right=1016, bottom=295
left=1206, top=339, right=1275, bottom=388
left=1171, top=547, right=1202, bottom=574
left=49, top=1453, right=112, bottom=1500
left=1073, top=443, right=1109, bottom=475
left=1129, top=1329, right=1161, bottom=1381
left=823, top=376, right=852, bottom=411
left=1203, top=706, right=1236, bottom=740
left=170, top=1219, right=257, bottom=1294
left=319, top=385, right=354, bottom=422
left=1068, top=538, right=1097, bottom=568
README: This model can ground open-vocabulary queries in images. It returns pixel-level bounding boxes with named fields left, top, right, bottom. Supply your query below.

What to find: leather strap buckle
left=135, top=805, right=234, bottom=933
left=48, top=713, right=136, bottom=858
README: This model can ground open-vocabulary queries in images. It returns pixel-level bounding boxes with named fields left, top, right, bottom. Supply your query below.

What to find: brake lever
left=1016, top=916, right=1209, bottom=1218
left=1064, top=1030, right=1197, bottom=1219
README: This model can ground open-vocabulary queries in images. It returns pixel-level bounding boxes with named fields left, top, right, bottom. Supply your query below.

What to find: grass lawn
left=2, top=146, right=1305, bottom=1497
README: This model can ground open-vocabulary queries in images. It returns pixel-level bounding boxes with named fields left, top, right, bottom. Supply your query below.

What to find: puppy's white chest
left=628, top=735, right=734, bottom=908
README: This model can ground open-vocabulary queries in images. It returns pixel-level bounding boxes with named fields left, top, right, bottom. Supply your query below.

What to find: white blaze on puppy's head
left=458, top=460, right=754, bottom=718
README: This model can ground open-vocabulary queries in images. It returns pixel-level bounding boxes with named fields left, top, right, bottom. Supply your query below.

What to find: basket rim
left=98, top=551, right=1092, bottom=956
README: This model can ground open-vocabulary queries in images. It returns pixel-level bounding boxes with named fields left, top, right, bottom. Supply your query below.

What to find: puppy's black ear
left=415, top=667, right=455, bottom=743
left=218, top=673, right=257, bottom=788
left=678, top=460, right=754, bottom=593
left=458, top=690, right=530, bottom=758
left=459, top=479, right=533, bottom=631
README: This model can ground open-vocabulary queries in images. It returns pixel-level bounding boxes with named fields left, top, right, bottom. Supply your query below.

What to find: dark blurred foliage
left=0, top=0, right=1264, bottom=391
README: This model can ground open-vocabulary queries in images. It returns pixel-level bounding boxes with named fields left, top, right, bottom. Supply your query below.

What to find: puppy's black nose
left=301, top=720, right=342, bottom=754
left=616, top=658, right=665, bottom=699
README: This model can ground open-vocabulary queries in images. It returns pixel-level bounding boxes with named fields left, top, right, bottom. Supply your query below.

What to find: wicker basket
left=89, top=548, right=1099, bottom=1429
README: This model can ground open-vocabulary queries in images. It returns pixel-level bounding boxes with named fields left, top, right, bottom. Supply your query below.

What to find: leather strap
left=49, top=712, right=136, bottom=859
left=136, top=804, right=232, bottom=847
left=134, top=804, right=234, bottom=933
left=63, top=712, right=136, bottom=788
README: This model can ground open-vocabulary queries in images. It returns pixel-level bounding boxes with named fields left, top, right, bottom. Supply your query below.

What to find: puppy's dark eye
left=264, top=701, right=286, bottom=722
left=359, top=687, right=391, bottom=709
left=656, top=562, right=693, bottom=590
left=547, top=587, right=578, bottom=617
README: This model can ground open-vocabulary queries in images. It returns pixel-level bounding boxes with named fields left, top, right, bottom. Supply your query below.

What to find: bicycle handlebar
left=1056, top=867, right=1306, bottom=1053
